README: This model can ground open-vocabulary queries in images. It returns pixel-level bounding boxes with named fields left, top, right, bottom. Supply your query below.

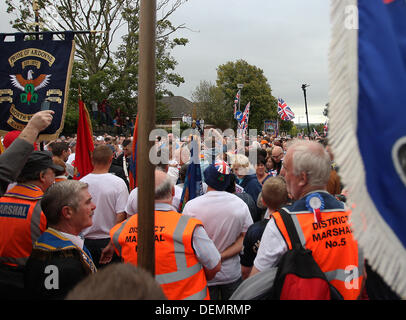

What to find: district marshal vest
left=110, top=209, right=210, bottom=300
left=0, top=184, right=47, bottom=268
left=272, top=191, right=364, bottom=300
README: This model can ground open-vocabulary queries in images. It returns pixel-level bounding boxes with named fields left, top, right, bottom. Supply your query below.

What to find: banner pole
left=137, top=0, right=156, bottom=276
left=0, top=30, right=107, bottom=38
left=33, top=0, right=44, bottom=151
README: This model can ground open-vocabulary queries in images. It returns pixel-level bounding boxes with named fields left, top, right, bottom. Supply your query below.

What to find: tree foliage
left=216, top=59, right=278, bottom=131
left=190, top=60, right=279, bottom=131
left=114, top=0, right=188, bottom=114
left=191, top=81, right=230, bottom=130
left=6, top=0, right=125, bottom=74
left=5, top=0, right=188, bottom=134
left=278, top=119, right=294, bottom=135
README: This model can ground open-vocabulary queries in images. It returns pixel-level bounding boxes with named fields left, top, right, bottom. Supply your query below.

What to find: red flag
left=73, top=92, right=94, bottom=180
left=128, top=115, right=138, bottom=190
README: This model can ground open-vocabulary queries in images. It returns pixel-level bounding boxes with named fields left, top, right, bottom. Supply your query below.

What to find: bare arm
left=19, top=110, right=54, bottom=145
left=99, top=213, right=126, bottom=265
left=100, top=240, right=116, bottom=265
left=204, top=260, right=221, bottom=281
left=221, top=233, right=245, bottom=262
left=116, top=211, right=127, bottom=224
left=241, top=265, right=252, bottom=280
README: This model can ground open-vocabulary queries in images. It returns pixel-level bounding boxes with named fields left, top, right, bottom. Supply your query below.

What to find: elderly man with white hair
left=250, top=139, right=364, bottom=300
left=105, top=169, right=221, bottom=300
left=24, top=180, right=97, bottom=299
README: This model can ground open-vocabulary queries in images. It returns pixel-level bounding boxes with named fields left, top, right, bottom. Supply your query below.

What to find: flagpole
left=137, top=0, right=156, bottom=276
left=33, top=0, right=39, bottom=39
left=301, top=84, right=311, bottom=137
left=33, top=0, right=44, bottom=151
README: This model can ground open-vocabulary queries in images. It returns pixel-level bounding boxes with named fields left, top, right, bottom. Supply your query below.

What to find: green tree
left=6, top=0, right=125, bottom=74
left=192, top=81, right=230, bottom=130
left=279, top=119, right=294, bottom=136
left=6, top=0, right=187, bottom=132
left=216, top=59, right=278, bottom=131
left=290, top=125, right=299, bottom=137
left=113, top=0, right=188, bottom=115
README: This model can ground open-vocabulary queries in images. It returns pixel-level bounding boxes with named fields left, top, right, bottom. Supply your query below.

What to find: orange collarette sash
left=4, top=184, right=44, bottom=200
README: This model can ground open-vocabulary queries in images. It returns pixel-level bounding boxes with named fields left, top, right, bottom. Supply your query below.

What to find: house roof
left=160, top=96, right=194, bottom=118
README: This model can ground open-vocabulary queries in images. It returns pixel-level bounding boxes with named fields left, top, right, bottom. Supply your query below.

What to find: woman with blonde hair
left=231, top=154, right=262, bottom=222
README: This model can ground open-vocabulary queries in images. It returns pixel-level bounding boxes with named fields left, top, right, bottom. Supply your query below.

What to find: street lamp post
left=237, top=83, right=244, bottom=112
left=301, top=84, right=311, bottom=137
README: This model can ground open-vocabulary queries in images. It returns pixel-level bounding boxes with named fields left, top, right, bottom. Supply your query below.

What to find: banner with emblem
left=329, top=0, right=406, bottom=298
left=0, top=32, right=75, bottom=141
left=264, top=119, right=279, bottom=137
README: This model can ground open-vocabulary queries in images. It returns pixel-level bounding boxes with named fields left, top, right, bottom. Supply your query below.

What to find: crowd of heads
left=5, top=123, right=335, bottom=218
left=0, top=109, right=351, bottom=301
left=34, top=127, right=334, bottom=206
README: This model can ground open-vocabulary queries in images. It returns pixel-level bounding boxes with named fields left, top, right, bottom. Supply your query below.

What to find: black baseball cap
left=20, top=151, right=64, bottom=176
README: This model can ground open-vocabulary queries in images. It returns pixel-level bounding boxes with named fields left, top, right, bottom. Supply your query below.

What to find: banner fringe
left=329, top=0, right=406, bottom=298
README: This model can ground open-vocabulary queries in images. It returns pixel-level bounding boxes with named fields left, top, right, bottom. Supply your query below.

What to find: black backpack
left=270, top=209, right=343, bottom=300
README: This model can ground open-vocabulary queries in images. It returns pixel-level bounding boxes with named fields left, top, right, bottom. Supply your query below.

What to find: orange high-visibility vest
left=0, top=184, right=47, bottom=268
left=273, top=207, right=364, bottom=300
left=110, top=210, right=210, bottom=300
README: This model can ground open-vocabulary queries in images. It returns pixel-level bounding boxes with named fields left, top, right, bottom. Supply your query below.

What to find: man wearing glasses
left=271, top=146, right=284, bottom=175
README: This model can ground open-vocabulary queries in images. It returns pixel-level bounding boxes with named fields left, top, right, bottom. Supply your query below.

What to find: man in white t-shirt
left=66, top=140, right=76, bottom=165
left=182, top=160, right=253, bottom=300
left=80, top=145, right=129, bottom=268
left=125, top=183, right=183, bottom=215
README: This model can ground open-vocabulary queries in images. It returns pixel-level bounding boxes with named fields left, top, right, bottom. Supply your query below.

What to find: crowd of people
left=0, top=110, right=400, bottom=300
left=90, top=99, right=135, bottom=136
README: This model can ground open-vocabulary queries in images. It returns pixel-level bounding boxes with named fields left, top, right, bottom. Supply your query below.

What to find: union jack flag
left=313, top=127, right=321, bottom=138
left=214, top=160, right=231, bottom=175
left=277, top=98, right=295, bottom=121
left=323, top=120, right=328, bottom=136
left=239, top=102, right=250, bottom=131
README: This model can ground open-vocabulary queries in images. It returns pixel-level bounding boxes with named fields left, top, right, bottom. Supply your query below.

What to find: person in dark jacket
left=239, top=176, right=289, bottom=279
left=109, top=162, right=129, bottom=191
left=24, top=180, right=97, bottom=300
left=111, top=138, right=132, bottom=189
left=226, top=174, right=259, bottom=223
left=0, top=110, right=54, bottom=196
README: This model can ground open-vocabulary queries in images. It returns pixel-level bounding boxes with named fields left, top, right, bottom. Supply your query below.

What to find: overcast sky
left=165, top=0, right=331, bottom=124
left=0, top=0, right=330, bottom=124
